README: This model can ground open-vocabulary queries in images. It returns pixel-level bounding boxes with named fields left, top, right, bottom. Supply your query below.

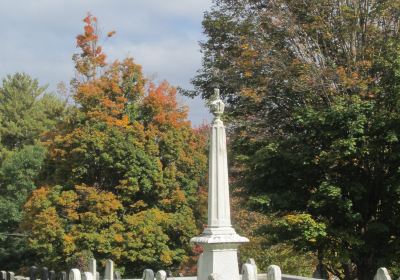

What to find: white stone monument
left=191, top=88, right=248, bottom=280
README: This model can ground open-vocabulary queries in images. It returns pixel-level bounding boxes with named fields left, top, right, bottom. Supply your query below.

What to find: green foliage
left=0, top=145, right=47, bottom=269
left=22, top=15, right=208, bottom=276
left=248, top=95, right=400, bottom=279
left=0, top=73, right=65, bottom=153
left=0, top=73, right=65, bottom=270
left=0, top=144, right=47, bottom=230
left=232, top=190, right=317, bottom=276
left=190, top=0, right=400, bottom=279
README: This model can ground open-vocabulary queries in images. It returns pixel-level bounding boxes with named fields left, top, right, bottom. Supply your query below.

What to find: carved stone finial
left=210, top=88, right=224, bottom=118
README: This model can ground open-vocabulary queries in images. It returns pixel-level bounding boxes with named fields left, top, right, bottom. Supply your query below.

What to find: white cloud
left=0, top=0, right=213, bottom=125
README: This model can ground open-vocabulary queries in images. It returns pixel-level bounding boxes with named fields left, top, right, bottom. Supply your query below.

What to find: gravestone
left=142, top=269, right=154, bottom=280
left=267, top=265, right=281, bottom=280
left=114, top=271, right=121, bottom=280
left=49, top=270, right=56, bottom=280
left=242, top=263, right=256, bottom=280
left=41, top=267, right=49, bottom=280
left=7, top=272, right=15, bottom=280
left=104, top=260, right=114, bottom=280
left=59, top=271, right=67, bottom=280
left=29, top=267, right=37, bottom=280
left=374, top=268, right=391, bottom=280
left=69, top=269, right=81, bottom=280
left=88, top=259, right=96, bottom=280
left=83, top=272, right=94, bottom=280
left=246, top=259, right=258, bottom=280
left=1, top=271, right=6, bottom=280
left=155, top=271, right=166, bottom=280
left=96, top=272, right=99, bottom=280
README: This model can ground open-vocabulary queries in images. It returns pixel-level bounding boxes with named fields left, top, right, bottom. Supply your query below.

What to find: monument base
left=196, top=243, right=241, bottom=280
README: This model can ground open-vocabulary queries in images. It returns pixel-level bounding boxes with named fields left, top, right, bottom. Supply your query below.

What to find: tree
left=23, top=14, right=207, bottom=276
left=188, top=0, right=400, bottom=279
left=0, top=145, right=47, bottom=269
left=0, top=73, right=66, bottom=270
left=0, top=73, right=65, bottom=153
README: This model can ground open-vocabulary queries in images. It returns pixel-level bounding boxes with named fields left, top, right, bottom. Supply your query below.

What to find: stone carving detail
left=210, top=89, right=224, bottom=118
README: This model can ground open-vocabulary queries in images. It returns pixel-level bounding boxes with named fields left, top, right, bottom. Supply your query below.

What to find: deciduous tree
left=23, top=14, right=207, bottom=275
left=188, top=1, right=400, bottom=279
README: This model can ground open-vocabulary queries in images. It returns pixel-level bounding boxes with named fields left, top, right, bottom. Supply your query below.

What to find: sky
left=0, top=0, right=213, bottom=125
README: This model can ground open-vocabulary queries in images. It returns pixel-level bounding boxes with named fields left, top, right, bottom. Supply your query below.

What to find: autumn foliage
left=22, top=14, right=207, bottom=275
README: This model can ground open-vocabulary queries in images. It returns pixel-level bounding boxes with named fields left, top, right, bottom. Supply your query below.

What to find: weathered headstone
left=69, top=269, right=81, bottom=280
left=104, top=260, right=114, bottom=280
left=374, top=268, right=391, bottom=280
left=246, top=259, right=258, bottom=280
left=7, top=272, right=15, bottom=280
left=41, top=267, right=49, bottom=280
left=1, top=271, right=7, bottom=280
left=96, top=272, right=99, bottom=280
left=59, top=271, right=67, bottom=280
left=242, top=263, right=256, bottom=280
left=155, top=271, right=166, bottom=280
left=114, top=271, right=121, bottom=280
left=29, top=267, right=37, bottom=280
left=267, top=265, right=281, bottom=280
left=142, top=269, right=154, bottom=280
left=83, top=272, right=94, bottom=280
left=88, top=259, right=96, bottom=280
left=49, top=270, right=56, bottom=280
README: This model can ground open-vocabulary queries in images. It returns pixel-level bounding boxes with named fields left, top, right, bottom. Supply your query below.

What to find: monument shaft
left=191, top=89, right=248, bottom=280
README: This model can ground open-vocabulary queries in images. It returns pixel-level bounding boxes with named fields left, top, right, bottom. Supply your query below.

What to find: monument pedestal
left=192, top=229, right=248, bottom=280
left=197, top=244, right=240, bottom=280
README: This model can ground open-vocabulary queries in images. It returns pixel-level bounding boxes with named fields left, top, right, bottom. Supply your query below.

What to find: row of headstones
left=67, top=259, right=122, bottom=280
left=266, top=265, right=394, bottom=280
left=0, top=268, right=65, bottom=280
left=0, top=259, right=121, bottom=280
